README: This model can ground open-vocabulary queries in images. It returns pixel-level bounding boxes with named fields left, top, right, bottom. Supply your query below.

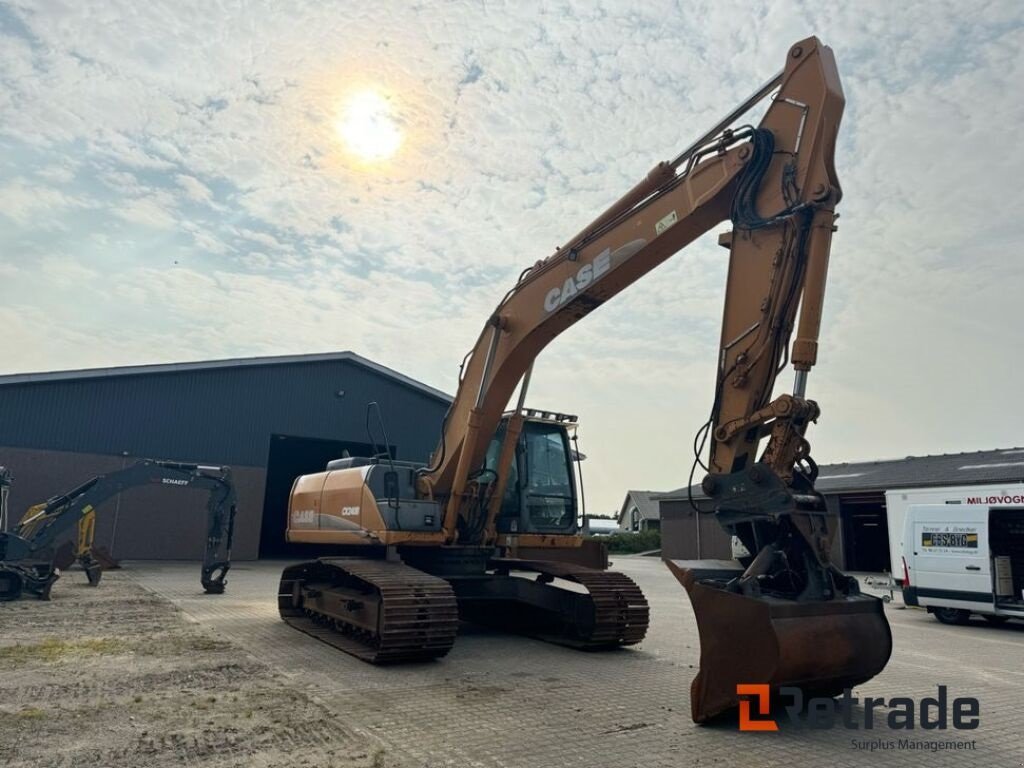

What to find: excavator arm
left=0, top=459, right=237, bottom=600
left=415, top=36, right=890, bottom=721
left=421, top=38, right=841, bottom=535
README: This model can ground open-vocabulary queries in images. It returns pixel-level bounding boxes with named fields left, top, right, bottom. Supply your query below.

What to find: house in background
left=617, top=490, right=662, bottom=532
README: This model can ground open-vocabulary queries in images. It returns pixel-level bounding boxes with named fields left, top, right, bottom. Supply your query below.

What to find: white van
left=885, top=483, right=1024, bottom=584
left=901, top=504, right=1024, bottom=625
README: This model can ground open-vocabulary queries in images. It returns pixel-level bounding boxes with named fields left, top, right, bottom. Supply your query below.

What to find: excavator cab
left=486, top=414, right=579, bottom=536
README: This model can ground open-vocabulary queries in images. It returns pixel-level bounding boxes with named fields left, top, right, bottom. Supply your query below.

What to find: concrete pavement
left=128, top=556, right=1024, bottom=767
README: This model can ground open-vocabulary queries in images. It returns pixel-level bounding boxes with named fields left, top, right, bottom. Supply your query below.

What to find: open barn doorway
left=839, top=492, right=891, bottom=573
left=259, top=434, right=380, bottom=558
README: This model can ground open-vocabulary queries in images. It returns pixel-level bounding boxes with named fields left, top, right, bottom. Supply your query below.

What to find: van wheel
left=983, top=615, right=1009, bottom=625
left=933, top=607, right=970, bottom=625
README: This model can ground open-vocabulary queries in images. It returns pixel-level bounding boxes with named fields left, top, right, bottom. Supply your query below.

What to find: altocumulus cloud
left=0, top=0, right=1022, bottom=512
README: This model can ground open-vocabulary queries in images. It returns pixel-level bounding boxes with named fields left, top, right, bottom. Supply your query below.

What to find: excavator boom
left=419, top=39, right=844, bottom=532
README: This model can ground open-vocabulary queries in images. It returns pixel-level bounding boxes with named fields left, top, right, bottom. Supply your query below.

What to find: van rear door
left=906, top=504, right=991, bottom=608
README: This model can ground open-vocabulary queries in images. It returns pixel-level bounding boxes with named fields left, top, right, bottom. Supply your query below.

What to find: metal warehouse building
left=659, top=448, right=1024, bottom=572
left=0, top=352, right=450, bottom=561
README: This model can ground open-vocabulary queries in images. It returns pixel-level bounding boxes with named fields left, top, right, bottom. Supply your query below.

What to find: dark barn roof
left=0, top=352, right=452, bottom=467
left=617, top=490, right=663, bottom=524
left=0, top=352, right=450, bottom=402
left=658, top=447, right=1024, bottom=501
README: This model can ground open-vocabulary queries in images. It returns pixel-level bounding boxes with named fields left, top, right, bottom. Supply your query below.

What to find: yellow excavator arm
left=420, top=37, right=843, bottom=538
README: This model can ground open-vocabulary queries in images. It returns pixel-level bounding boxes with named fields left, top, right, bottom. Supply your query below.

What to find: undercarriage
left=278, top=548, right=650, bottom=662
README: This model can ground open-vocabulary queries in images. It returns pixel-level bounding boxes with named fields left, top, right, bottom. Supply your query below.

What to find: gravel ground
left=0, top=573, right=387, bottom=768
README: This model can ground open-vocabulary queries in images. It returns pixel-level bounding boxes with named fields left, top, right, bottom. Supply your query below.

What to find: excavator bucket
left=82, top=557, right=104, bottom=586
left=667, top=560, right=892, bottom=723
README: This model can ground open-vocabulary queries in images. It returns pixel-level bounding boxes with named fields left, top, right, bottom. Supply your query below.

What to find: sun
left=336, top=90, right=402, bottom=162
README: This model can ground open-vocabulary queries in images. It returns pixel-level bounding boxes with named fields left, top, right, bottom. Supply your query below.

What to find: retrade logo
left=737, top=684, right=778, bottom=731
left=735, top=684, right=980, bottom=732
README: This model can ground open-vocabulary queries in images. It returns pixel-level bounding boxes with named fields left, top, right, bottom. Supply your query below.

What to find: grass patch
left=127, top=633, right=231, bottom=657
left=185, top=636, right=231, bottom=652
left=0, top=637, right=130, bottom=664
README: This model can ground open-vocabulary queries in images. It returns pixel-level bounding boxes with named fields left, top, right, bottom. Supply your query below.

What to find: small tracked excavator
left=278, top=36, right=891, bottom=719
left=0, top=459, right=237, bottom=600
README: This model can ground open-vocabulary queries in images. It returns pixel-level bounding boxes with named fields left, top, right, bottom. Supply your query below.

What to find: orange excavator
left=278, top=37, right=891, bottom=721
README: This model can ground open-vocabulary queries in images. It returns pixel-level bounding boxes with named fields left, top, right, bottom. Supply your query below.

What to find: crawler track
left=564, top=568, right=650, bottom=647
left=278, top=558, right=459, bottom=663
left=489, top=558, right=650, bottom=648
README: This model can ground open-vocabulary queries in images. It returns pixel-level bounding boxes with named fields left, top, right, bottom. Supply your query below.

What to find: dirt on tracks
left=0, top=571, right=387, bottom=768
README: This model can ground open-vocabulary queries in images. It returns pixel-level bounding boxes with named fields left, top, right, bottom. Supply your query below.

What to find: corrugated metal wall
left=659, top=500, right=732, bottom=561
left=0, top=358, right=450, bottom=467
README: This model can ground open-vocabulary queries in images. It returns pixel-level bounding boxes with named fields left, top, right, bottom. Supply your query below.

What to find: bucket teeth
left=667, top=559, right=893, bottom=723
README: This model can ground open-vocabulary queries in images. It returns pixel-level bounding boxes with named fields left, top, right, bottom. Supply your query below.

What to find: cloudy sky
left=1, top=1, right=1022, bottom=514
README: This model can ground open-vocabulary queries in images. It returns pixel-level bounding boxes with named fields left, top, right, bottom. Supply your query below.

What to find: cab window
left=522, top=422, right=575, bottom=530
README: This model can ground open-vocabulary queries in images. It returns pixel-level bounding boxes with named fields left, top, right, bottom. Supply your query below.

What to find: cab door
left=486, top=419, right=579, bottom=535
left=519, top=421, right=577, bottom=533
